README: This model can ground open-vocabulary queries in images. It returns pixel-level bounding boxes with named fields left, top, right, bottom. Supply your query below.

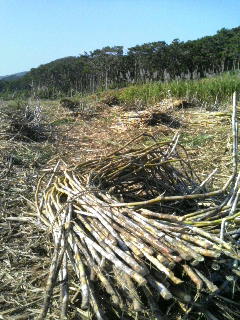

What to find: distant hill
left=0, top=71, right=27, bottom=81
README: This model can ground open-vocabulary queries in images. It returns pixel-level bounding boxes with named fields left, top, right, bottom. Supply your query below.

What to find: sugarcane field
left=1, top=89, right=240, bottom=320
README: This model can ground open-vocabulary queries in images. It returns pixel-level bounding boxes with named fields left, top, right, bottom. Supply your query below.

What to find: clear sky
left=0, top=0, right=240, bottom=75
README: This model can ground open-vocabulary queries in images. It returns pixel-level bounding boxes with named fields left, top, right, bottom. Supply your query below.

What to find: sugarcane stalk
left=189, top=226, right=232, bottom=251
left=193, top=269, right=218, bottom=292
left=142, top=250, right=182, bottom=285
left=73, top=223, right=147, bottom=285
left=182, top=264, right=203, bottom=290
left=119, top=272, right=143, bottom=311
left=147, top=275, right=173, bottom=300
left=191, top=168, right=218, bottom=194
left=99, top=206, right=176, bottom=259
left=67, top=236, right=90, bottom=310
left=103, top=237, right=148, bottom=275
left=139, top=208, right=182, bottom=221
left=37, top=241, right=65, bottom=320
left=96, top=271, right=121, bottom=305
left=60, top=252, right=69, bottom=319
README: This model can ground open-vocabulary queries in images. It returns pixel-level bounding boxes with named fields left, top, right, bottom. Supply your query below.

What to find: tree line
left=1, top=26, right=240, bottom=99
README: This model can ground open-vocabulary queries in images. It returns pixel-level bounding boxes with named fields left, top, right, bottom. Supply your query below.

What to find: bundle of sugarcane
left=36, top=132, right=240, bottom=320
left=113, top=109, right=181, bottom=129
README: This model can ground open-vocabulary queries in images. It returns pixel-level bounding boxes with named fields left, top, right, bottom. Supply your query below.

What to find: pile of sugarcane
left=114, top=109, right=181, bottom=129
left=0, top=101, right=52, bottom=142
left=35, top=95, right=240, bottom=320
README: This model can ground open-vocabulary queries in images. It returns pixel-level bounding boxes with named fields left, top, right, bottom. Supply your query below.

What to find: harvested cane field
left=1, top=91, right=240, bottom=320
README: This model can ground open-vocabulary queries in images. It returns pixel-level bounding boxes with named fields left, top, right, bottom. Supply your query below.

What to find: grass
left=50, top=117, right=76, bottom=126
left=181, top=133, right=215, bottom=148
left=114, top=71, right=240, bottom=109
left=10, top=143, right=55, bottom=167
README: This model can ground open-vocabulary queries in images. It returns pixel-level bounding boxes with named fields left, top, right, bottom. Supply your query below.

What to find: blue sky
left=0, top=0, right=240, bottom=75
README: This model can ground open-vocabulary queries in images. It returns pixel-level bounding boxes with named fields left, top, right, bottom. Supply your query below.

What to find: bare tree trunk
left=105, top=70, right=108, bottom=90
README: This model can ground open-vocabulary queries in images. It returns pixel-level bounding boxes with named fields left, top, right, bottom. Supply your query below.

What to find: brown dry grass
left=58, top=101, right=234, bottom=184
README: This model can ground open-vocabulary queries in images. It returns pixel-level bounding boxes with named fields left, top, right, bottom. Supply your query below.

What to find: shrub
left=100, top=92, right=119, bottom=106
left=60, top=98, right=79, bottom=110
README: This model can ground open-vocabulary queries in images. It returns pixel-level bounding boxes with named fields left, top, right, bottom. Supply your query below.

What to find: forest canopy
left=1, top=26, right=240, bottom=99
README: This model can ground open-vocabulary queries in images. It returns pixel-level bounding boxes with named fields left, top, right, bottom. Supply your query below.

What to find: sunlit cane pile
left=36, top=132, right=240, bottom=320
